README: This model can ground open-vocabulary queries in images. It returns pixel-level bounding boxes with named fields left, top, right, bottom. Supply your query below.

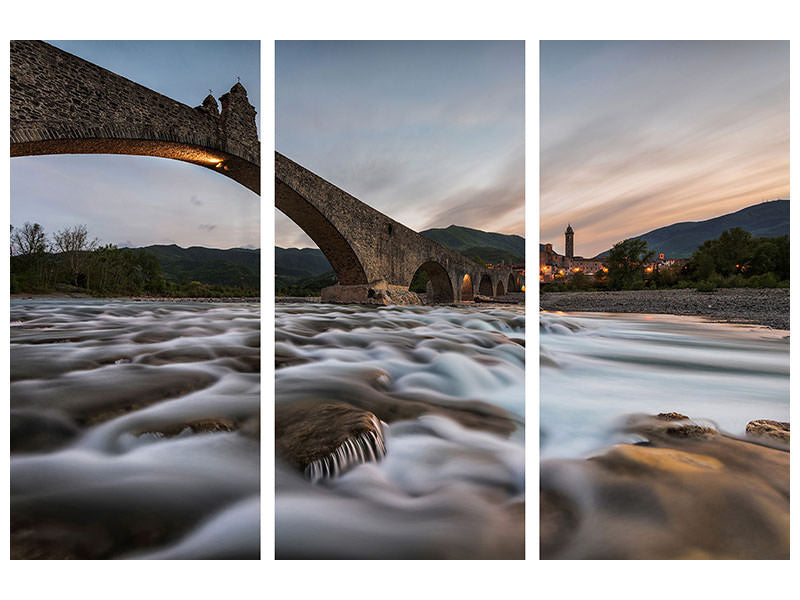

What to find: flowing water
left=10, top=299, right=260, bottom=559
left=275, top=303, right=525, bottom=559
left=540, top=311, right=790, bottom=559
left=540, top=311, right=789, bottom=459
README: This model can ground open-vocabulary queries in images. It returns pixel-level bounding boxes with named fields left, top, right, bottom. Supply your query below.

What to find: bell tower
left=565, top=224, right=574, bottom=259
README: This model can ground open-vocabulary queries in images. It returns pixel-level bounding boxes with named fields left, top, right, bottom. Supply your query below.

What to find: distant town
left=540, top=224, right=683, bottom=283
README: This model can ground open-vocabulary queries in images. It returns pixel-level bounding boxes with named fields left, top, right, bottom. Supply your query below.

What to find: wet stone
left=746, top=419, right=790, bottom=443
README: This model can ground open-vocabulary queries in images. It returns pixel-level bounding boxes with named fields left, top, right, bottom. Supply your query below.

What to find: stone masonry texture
left=10, top=40, right=260, bottom=194
left=275, top=152, right=519, bottom=302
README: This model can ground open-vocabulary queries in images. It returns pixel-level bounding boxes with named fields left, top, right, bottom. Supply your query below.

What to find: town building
left=540, top=225, right=605, bottom=281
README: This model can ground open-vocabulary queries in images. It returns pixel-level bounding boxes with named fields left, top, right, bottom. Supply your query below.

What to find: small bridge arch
left=413, top=261, right=455, bottom=303
left=461, top=273, right=474, bottom=301
left=478, top=274, right=494, bottom=296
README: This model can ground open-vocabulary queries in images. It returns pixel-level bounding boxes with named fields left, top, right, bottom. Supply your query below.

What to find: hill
left=275, top=247, right=332, bottom=279
left=420, top=225, right=525, bottom=260
left=594, top=199, right=789, bottom=259
left=139, top=244, right=260, bottom=288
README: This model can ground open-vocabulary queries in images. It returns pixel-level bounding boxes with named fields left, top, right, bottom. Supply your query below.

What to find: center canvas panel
left=274, top=40, right=526, bottom=559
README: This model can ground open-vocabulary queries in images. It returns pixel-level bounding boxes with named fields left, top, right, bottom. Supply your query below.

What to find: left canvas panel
left=9, top=40, right=261, bottom=559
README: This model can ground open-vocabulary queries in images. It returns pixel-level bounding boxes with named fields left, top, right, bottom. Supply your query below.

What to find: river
left=275, top=302, right=525, bottom=559
left=10, top=299, right=260, bottom=559
left=540, top=310, right=790, bottom=559
left=540, top=311, right=789, bottom=459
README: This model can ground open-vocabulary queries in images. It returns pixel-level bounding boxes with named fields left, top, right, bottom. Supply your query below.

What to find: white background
left=2, top=1, right=798, bottom=597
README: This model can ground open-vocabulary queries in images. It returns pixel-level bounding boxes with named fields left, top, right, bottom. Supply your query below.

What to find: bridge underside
left=276, top=180, right=368, bottom=285
left=11, top=138, right=260, bottom=195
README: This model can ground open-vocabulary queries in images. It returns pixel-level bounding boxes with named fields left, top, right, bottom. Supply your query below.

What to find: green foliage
left=607, top=238, right=655, bottom=290
left=685, top=228, right=788, bottom=287
left=275, top=271, right=337, bottom=297
left=409, top=268, right=430, bottom=293
left=11, top=223, right=258, bottom=298
left=143, top=245, right=259, bottom=288
left=462, top=246, right=523, bottom=266
left=695, top=280, right=718, bottom=292
left=421, top=225, right=525, bottom=257
left=565, top=271, right=591, bottom=291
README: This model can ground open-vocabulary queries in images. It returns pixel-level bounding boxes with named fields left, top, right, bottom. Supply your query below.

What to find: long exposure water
left=275, top=303, right=525, bottom=559
left=540, top=311, right=790, bottom=459
left=10, top=299, right=260, bottom=559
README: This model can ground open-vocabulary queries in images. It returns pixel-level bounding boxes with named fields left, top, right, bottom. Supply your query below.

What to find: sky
left=11, top=40, right=260, bottom=249
left=275, top=41, right=525, bottom=249
left=540, top=40, right=789, bottom=258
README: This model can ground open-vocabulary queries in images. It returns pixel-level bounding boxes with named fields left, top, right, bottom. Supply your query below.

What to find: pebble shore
left=540, top=288, right=789, bottom=331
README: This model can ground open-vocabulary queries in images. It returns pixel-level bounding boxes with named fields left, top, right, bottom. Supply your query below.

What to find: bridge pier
left=321, top=281, right=423, bottom=305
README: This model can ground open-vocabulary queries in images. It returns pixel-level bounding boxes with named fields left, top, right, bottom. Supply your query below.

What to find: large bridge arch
left=10, top=40, right=260, bottom=194
left=275, top=180, right=368, bottom=285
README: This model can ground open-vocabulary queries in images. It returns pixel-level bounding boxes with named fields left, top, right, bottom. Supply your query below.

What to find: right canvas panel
left=539, top=40, right=790, bottom=559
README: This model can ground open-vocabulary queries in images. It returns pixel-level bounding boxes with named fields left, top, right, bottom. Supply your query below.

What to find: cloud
left=275, top=41, right=525, bottom=245
left=540, top=41, right=789, bottom=257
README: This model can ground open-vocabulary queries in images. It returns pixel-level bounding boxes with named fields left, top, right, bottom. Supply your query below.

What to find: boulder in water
left=746, top=419, right=789, bottom=443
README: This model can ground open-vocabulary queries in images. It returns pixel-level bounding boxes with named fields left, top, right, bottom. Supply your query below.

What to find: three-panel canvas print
left=7, top=39, right=790, bottom=562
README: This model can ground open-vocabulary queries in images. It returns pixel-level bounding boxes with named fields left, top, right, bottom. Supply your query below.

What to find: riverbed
left=275, top=303, right=525, bottom=559
left=540, top=310, right=790, bottom=559
left=10, top=299, right=260, bottom=559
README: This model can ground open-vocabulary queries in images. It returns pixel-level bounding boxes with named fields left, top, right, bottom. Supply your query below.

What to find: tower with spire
left=565, top=224, right=574, bottom=259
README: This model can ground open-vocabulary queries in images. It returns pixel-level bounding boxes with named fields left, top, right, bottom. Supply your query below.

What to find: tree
left=52, top=224, right=98, bottom=287
left=11, top=222, right=48, bottom=256
left=607, top=238, right=655, bottom=290
left=11, top=223, right=51, bottom=290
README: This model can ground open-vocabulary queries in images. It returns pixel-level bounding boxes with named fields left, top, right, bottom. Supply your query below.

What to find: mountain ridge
left=133, top=244, right=260, bottom=288
left=592, top=199, right=789, bottom=259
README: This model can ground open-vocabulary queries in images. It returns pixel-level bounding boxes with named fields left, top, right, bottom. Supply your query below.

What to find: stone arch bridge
left=10, top=40, right=260, bottom=194
left=276, top=152, right=522, bottom=303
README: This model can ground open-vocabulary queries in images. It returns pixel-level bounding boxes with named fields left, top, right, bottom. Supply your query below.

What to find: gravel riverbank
left=540, top=288, right=789, bottom=331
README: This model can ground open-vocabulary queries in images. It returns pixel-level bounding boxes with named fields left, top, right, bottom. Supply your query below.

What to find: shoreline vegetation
left=11, top=293, right=259, bottom=303
left=542, top=228, right=789, bottom=294
left=10, top=222, right=259, bottom=299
